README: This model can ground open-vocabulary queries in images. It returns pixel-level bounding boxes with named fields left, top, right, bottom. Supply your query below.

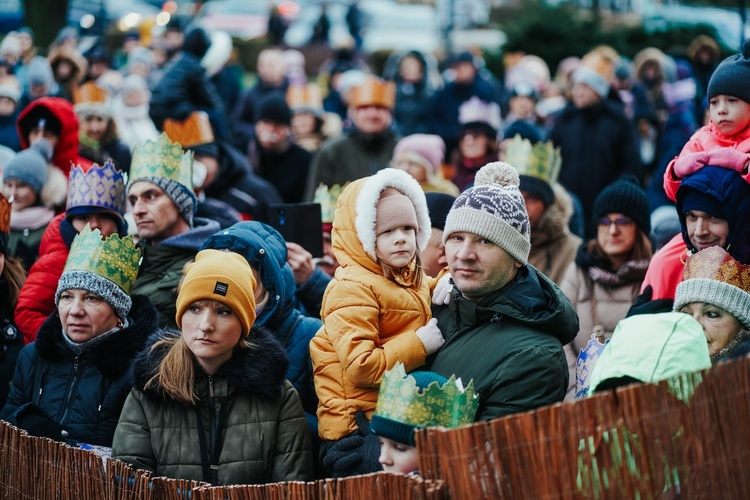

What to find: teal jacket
left=428, top=265, right=579, bottom=421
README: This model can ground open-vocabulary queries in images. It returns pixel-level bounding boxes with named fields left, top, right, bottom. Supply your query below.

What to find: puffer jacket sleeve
left=0, top=344, right=37, bottom=419
left=14, top=215, right=68, bottom=344
left=325, top=280, right=426, bottom=389
left=111, top=389, right=157, bottom=473
left=479, top=345, right=568, bottom=421
left=269, top=381, right=314, bottom=483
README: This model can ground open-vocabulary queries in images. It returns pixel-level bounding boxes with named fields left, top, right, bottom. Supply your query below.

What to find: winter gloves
left=673, top=148, right=750, bottom=179
left=416, top=318, right=444, bottom=355
left=321, top=411, right=382, bottom=478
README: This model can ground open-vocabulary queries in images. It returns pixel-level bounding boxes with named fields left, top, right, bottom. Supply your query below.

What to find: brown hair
left=589, top=228, right=653, bottom=268
left=2, top=256, right=26, bottom=307
left=145, top=299, right=252, bottom=405
left=379, top=246, right=424, bottom=288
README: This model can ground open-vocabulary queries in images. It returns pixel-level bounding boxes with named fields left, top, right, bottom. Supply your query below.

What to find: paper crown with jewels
left=675, top=246, right=750, bottom=328
left=130, top=133, right=194, bottom=191
left=313, top=182, right=349, bottom=227
left=373, top=363, right=479, bottom=431
left=163, top=111, right=215, bottom=149
left=63, top=225, right=141, bottom=295
left=503, top=135, right=562, bottom=184
left=458, top=96, right=502, bottom=132
left=0, top=193, right=10, bottom=234
left=67, top=160, right=127, bottom=217
left=72, top=81, right=110, bottom=118
left=349, top=77, right=396, bottom=109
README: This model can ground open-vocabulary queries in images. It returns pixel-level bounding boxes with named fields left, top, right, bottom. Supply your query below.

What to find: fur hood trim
left=35, top=295, right=158, bottom=380
left=354, top=168, right=431, bottom=259
left=40, top=164, right=67, bottom=208
left=132, top=324, right=289, bottom=402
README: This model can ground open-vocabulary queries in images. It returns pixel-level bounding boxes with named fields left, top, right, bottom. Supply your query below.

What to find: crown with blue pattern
left=66, top=160, right=127, bottom=217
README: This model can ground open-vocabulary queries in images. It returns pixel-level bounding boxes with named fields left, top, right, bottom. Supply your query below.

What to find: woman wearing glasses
left=560, top=177, right=653, bottom=400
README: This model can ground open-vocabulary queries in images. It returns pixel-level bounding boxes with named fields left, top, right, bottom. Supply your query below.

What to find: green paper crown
left=504, top=135, right=562, bottom=184
left=313, top=182, right=349, bottom=224
left=130, top=133, right=194, bottom=191
left=374, top=363, right=479, bottom=429
left=64, top=225, right=141, bottom=295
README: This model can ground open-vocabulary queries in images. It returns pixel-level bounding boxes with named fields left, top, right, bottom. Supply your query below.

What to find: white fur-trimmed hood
left=354, top=168, right=431, bottom=260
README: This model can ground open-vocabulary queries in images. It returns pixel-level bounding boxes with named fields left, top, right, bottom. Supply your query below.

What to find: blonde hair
left=145, top=299, right=252, bottom=405
left=379, top=246, right=424, bottom=288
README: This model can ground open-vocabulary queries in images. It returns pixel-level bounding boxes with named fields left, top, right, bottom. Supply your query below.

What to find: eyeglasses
left=597, top=216, right=635, bottom=229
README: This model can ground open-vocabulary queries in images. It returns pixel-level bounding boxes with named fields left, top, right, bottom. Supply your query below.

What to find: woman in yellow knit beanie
left=112, top=249, right=313, bottom=485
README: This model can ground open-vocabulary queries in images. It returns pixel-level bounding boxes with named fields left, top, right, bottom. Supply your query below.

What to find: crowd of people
left=0, top=17, right=748, bottom=487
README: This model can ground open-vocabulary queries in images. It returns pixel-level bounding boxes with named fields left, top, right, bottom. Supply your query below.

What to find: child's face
left=3, top=179, right=37, bottom=211
left=378, top=436, right=419, bottom=474
left=709, top=95, right=750, bottom=136
left=375, top=225, right=417, bottom=269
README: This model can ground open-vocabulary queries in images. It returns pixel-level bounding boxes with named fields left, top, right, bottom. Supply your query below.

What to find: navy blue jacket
left=0, top=295, right=157, bottom=446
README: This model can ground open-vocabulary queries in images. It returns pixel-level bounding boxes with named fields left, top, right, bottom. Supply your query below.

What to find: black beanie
left=183, top=28, right=211, bottom=59
left=519, top=175, right=554, bottom=207
left=425, top=192, right=456, bottom=231
left=503, top=120, right=542, bottom=143
left=707, top=39, right=750, bottom=103
left=256, top=94, right=292, bottom=126
left=592, top=176, right=650, bottom=234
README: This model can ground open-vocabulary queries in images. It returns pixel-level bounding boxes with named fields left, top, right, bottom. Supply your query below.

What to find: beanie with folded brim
left=55, top=269, right=132, bottom=320
left=175, top=249, right=257, bottom=338
left=519, top=175, right=554, bottom=208
left=65, top=206, right=128, bottom=235
left=674, top=278, right=750, bottom=329
left=443, top=162, right=531, bottom=265
left=571, top=66, right=610, bottom=99
left=370, top=414, right=418, bottom=447
left=128, top=177, right=196, bottom=227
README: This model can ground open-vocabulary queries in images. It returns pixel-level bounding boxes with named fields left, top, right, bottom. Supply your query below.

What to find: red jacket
left=15, top=213, right=70, bottom=343
left=639, top=234, right=688, bottom=300
left=17, top=96, right=92, bottom=176
left=663, top=121, right=750, bottom=201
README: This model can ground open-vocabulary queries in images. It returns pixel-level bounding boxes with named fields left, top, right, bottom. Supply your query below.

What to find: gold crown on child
left=504, top=136, right=562, bottom=184
left=374, top=363, right=479, bottom=429
left=130, top=133, right=194, bottom=191
left=64, top=225, right=141, bottom=294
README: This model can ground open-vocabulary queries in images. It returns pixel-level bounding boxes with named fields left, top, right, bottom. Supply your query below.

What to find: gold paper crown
left=504, top=136, right=562, bottom=184
left=286, top=84, right=323, bottom=111
left=0, top=193, right=9, bottom=234
left=313, top=182, right=348, bottom=224
left=67, top=160, right=127, bottom=216
left=72, top=81, right=109, bottom=104
left=130, top=133, right=194, bottom=191
left=374, top=363, right=479, bottom=429
left=163, top=111, right=215, bottom=148
left=683, top=247, right=750, bottom=293
left=349, top=77, right=396, bottom=109
left=64, top=225, right=141, bottom=294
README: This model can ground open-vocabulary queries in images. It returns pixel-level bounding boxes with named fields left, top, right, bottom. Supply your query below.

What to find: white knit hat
left=443, top=162, right=531, bottom=264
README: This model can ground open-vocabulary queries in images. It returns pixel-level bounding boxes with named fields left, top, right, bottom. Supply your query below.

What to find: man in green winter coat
left=127, top=134, right=219, bottom=328
left=429, top=162, right=579, bottom=421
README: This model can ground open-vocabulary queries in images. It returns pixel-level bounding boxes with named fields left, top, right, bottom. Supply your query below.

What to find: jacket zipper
left=207, top=375, right=219, bottom=476
left=58, top=356, right=80, bottom=427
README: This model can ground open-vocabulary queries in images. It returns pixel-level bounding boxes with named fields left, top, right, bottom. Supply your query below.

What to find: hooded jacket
left=132, top=218, right=221, bottom=329
left=17, top=97, right=86, bottom=177
left=643, top=166, right=750, bottom=300
left=528, top=183, right=582, bottom=285
left=310, top=169, right=435, bottom=440
left=428, top=264, right=579, bottom=421
left=383, top=50, right=438, bottom=137
left=1, top=295, right=157, bottom=446
left=200, top=222, right=322, bottom=416
left=112, top=328, right=313, bottom=485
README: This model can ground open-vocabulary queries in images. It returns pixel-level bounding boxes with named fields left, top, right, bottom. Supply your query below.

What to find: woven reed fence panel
left=2, top=356, right=749, bottom=498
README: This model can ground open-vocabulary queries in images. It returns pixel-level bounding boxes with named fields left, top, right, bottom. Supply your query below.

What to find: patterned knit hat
left=443, top=162, right=531, bottom=264
left=707, top=39, right=750, bottom=104
left=674, top=247, right=750, bottom=329
left=591, top=176, right=650, bottom=234
left=2, top=139, right=51, bottom=195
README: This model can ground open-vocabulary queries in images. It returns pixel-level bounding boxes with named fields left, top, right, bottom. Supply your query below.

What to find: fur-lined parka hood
left=531, top=182, right=576, bottom=246
left=132, top=325, right=289, bottom=403
left=332, top=168, right=431, bottom=273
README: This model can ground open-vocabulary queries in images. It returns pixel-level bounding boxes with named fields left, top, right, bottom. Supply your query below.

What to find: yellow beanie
left=175, top=249, right=257, bottom=337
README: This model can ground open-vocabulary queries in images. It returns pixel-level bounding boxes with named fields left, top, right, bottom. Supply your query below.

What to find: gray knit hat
left=128, top=176, right=196, bottom=227
left=674, top=279, right=750, bottom=329
left=2, top=139, right=52, bottom=195
left=443, top=162, right=531, bottom=264
left=55, top=269, right=132, bottom=320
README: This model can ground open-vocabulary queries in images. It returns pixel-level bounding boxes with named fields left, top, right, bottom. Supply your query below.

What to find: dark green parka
left=112, top=327, right=314, bottom=485
left=428, top=265, right=579, bottom=421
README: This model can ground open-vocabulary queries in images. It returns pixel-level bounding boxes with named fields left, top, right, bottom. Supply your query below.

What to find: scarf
left=575, top=243, right=650, bottom=286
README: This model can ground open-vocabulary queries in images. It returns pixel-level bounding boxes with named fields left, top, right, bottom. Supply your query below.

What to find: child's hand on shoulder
left=432, top=274, right=453, bottom=305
